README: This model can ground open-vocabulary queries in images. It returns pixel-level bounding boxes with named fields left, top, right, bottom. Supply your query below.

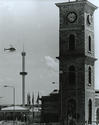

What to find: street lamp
left=3, top=85, right=15, bottom=121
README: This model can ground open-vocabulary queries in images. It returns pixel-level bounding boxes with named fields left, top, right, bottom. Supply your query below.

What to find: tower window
left=69, top=66, right=76, bottom=84
left=67, top=99, right=76, bottom=125
left=88, top=36, right=91, bottom=51
left=88, top=99, right=92, bottom=124
left=69, top=34, right=75, bottom=50
left=88, top=66, right=91, bottom=85
left=96, top=108, right=99, bottom=123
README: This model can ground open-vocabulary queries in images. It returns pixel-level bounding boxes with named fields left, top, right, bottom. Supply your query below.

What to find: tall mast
left=20, top=48, right=27, bottom=107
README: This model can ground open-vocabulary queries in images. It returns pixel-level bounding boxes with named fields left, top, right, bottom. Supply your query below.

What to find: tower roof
left=55, top=0, right=97, bottom=10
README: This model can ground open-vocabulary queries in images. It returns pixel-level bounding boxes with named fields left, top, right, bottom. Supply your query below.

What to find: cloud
left=44, top=56, right=59, bottom=72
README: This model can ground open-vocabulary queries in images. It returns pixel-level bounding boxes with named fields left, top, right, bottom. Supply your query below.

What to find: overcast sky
left=0, top=0, right=99, bottom=105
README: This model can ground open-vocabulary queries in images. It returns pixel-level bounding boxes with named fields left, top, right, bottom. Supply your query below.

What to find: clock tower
left=56, top=0, right=97, bottom=125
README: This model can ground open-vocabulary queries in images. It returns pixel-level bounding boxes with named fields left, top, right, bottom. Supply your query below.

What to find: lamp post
left=3, top=85, right=15, bottom=121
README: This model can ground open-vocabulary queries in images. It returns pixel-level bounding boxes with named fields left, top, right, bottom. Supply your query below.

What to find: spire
left=32, top=92, right=34, bottom=105
left=36, top=92, right=40, bottom=104
left=23, top=43, right=24, bottom=52
left=27, top=92, right=31, bottom=106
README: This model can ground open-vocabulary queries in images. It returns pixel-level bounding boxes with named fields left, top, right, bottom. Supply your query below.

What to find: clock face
left=67, top=12, right=77, bottom=23
left=87, top=14, right=92, bottom=25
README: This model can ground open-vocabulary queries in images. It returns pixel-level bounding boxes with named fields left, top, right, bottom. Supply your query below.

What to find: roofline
left=55, top=0, right=98, bottom=10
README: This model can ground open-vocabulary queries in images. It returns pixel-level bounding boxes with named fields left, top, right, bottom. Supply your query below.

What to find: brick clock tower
left=56, top=0, right=97, bottom=125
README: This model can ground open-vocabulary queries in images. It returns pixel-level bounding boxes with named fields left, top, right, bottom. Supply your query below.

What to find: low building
left=40, top=90, right=99, bottom=124
left=41, top=89, right=59, bottom=123
left=0, top=106, right=29, bottom=121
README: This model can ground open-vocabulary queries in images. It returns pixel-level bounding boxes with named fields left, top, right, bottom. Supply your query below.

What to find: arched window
left=67, top=99, right=76, bottom=125
left=69, top=66, right=76, bottom=84
left=88, top=99, right=92, bottom=124
left=88, top=36, right=91, bottom=51
left=96, top=108, right=99, bottom=123
left=88, top=67, right=91, bottom=85
left=69, top=34, right=75, bottom=50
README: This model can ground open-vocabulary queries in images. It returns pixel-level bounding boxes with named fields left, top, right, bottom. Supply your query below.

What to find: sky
left=0, top=0, right=99, bottom=105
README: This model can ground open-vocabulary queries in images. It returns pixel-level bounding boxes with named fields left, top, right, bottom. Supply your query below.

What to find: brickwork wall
left=56, top=0, right=97, bottom=125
